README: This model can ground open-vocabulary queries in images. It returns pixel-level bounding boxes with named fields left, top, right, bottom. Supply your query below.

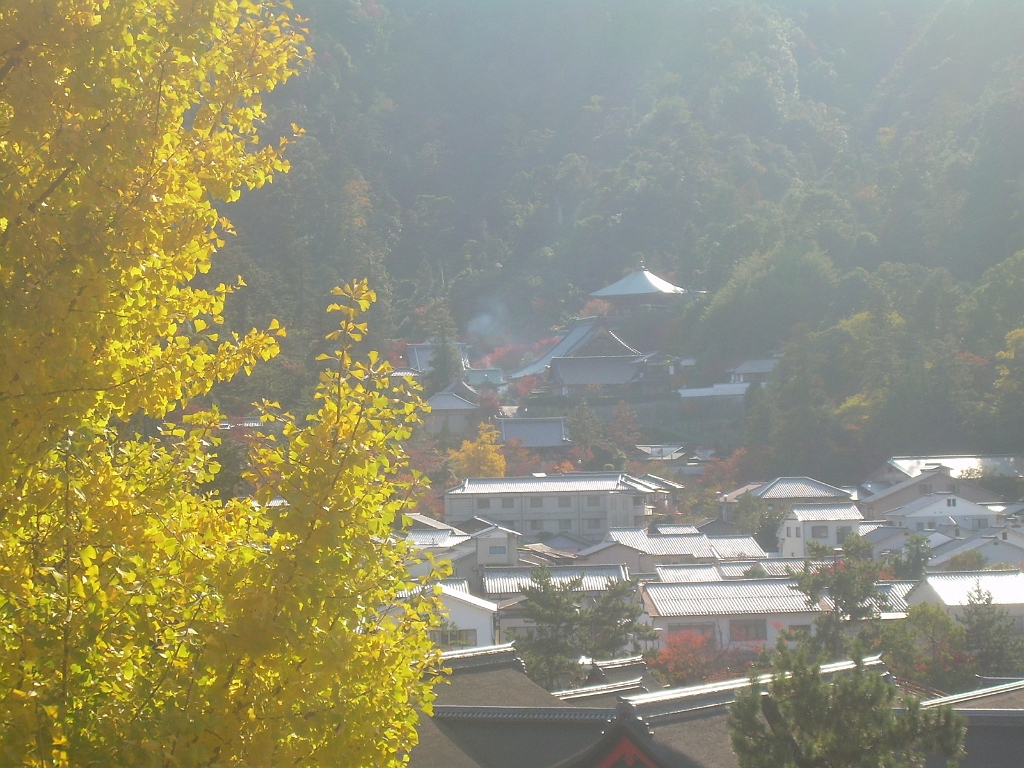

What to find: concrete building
left=776, top=502, right=864, bottom=558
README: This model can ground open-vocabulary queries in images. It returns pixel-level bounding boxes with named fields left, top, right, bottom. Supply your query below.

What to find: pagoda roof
left=589, top=267, right=686, bottom=298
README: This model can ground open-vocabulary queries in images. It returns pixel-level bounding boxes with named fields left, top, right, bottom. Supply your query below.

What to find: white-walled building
left=883, top=494, right=1005, bottom=534
left=432, top=582, right=498, bottom=649
left=444, top=473, right=675, bottom=542
left=907, top=571, right=1024, bottom=631
left=776, top=502, right=864, bottom=558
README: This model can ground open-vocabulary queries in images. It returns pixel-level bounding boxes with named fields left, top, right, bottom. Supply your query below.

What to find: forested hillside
left=210, top=0, right=1024, bottom=484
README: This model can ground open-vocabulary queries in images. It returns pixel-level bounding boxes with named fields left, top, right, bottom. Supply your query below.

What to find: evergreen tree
left=960, top=585, right=1024, bottom=678
left=729, top=644, right=965, bottom=768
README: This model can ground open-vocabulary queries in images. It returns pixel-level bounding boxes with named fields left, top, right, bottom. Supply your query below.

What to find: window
left=488, top=545, right=507, bottom=555
left=668, top=623, right=716, bottom=638
left=530, top=497, right=544, bottom=508
left=633, top=496, right=644, bottom=507
left=795, top=528, right=801, bottom=538
left=587, top=496, right=601, bottom=507
left=476, top=498, right=491, bottom=510
left=837, top=526, right=852, bottom=544
left=946, top=498, right=957, bottom=507
left=916, top=522, right=925, bottom=531
left=586, top=519, right=602, bottom=529
left=501, top=497, right=515, bottom=509
left=558, top=497, right=571, bottom=508
left=786, top=527, right=791, bottom=537
left=530, top=520, right=543, bottom=531
left=927, top=521, right=936, bottom=530
left=558, top=519, right=572, bottom=531
left=919, top=484, right=933, bottom=495
left=973, top=518, right=988, bottom=529
left=811, top=525, right=828, bottom=539
left=430, top=628, right=477, bottom=647
left=729, top=619, right=767, bottom=642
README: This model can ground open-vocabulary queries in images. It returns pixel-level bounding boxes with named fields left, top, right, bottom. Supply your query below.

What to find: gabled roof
left=508, top=318, right=599, bottom=379
left=642, top=579, right=821, bottom=618
left=440, top=584, right=499, bottom=612
left=729, top=359, right=779, bottom=375
left=859, top=467, right=951, bottom=504
left=708, top=535, right=767, bottom=560
left=885, top=493, right=989, bottom=517
left=549, top=355, right=643, bottom=386
left=909, top=570, right=1024, bottom=606
left=589, top=267, right=687, bottom=297
left=405, top=529, right=473, bottom=548
left=427, top=392, right=478, bottom=411
left=789, top=502, right=863, bottom=522
left=754, top=477, right=851, bottom=501
left=494, top=417, right=571, bottom=449
left=928, top=533, right=1024, bottom=566
left=653, top=524, right=699, bottom=535
left=447, top=473, right=668, bottom=496
left=483, top=564, right=631, bottom=596
left=888, top=455, right=1024, bottom=479
left=606, top=530, right=717, bottom=559
left=655, top=564, right=724, bottom=583
left=636, top=445, right=688, bottom=461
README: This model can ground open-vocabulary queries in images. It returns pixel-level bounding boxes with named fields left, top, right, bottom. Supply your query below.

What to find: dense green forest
left=209, top=0, right=1024, bottom=485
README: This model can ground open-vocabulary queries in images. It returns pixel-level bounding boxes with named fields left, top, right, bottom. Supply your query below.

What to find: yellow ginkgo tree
left=0, top=2, right=443, bottom=766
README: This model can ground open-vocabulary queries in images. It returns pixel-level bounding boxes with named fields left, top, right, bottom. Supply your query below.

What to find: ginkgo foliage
left=0, top=3, right=443, bottom=766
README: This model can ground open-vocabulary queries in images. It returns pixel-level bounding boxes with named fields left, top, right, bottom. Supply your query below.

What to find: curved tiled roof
left=589, top=268, right=686, bottom=297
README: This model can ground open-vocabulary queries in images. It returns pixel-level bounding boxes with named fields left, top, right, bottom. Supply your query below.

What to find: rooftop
left=589, top=267, right=687, bottom=298
left=494, top=417, right=571, bottom=449
left=912, top=570, right=1024, bottom=605
left=606, top=529, right=717, bottom=559
left=754, top=477, right=851, bottom=501
left=447, top=472, right=672, bottom=496
left=789, top=502, right=864, bottom=522
left=482, top=564, right=631, bottom=596
left=642, top=579, right=821, bottom=618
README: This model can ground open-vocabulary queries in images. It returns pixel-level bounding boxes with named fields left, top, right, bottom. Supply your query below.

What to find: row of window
left=783, top=525, right=853, bottom=541
left=669, top=620, right=810, bottom=644
left=473, top=495, right=602, bottom=507
left=494, top=519, right=603, bottom=533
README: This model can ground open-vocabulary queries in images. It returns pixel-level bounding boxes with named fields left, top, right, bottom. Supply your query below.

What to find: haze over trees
left=199, top=0, right=1024, bottom=486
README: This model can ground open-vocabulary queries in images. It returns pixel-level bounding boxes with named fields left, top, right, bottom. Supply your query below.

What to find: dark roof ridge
left=441, top=643, right=525, bottom=673
left=552, top=677, right=647, bottom=700
left=432, top=705, right=617, bottom=721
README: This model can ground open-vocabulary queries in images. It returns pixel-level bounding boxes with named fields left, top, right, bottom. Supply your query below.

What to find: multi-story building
left=443, top=472, right=676, bottom=542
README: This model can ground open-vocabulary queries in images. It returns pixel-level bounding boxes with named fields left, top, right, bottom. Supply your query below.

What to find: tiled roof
left=549, top=355, right=643, bottom=386
left=482, top=564, right=630, bottom=596
left=889, top=455, right=1024, bottom=479
left=654, top=524, right=699, bottom=535
left=913, top=570, right=1024, bottom=606
left=755, top=477, right=851, bottom=500
left=405, top=530, right=472, bottom=548
left=447, top=472, right=666, bottom=496
left=643, top=579, right=820, bottom=618
left=655, top=564, right=723, bottom=583
left=875, top=581, right=916, bottom=614
left=440, top=584, right=499, bottom=612
left=606, top=530, right=717, bottom=559
left=427, top=392, right=478, bottom=411
left=589, top=268, right=687, bottom=297
left=465, top=368, right=506, bottom=386
left=508, top=318, right=598, bottom=379
left=708, top=535, right=766, bottom=560
left=790, top=502, right=863, bottom=522
left=494, top=417, right=571, bottom=449
left=859, top=467, right=948, bottom=503
left=729, top=359, right=779, bottom=375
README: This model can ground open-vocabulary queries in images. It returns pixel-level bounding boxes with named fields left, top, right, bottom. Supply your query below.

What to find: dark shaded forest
left=209, top=0, right=1024, bottom=485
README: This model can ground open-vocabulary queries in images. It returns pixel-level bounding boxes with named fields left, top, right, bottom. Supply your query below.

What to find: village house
left=444, top=472, right=674, bottom=542
left=776, top=501, right=864, bottom=559
left=404, top=518, right=520, bottom=594
left=928, top=530, right=1024, bottom=570
left=907, top=570, right=1024, bottom=631
left=857, top=465, right=1002, bottom=518
left=720, top=476, right=852, bottom=523
left=575, top=529, right=765, bottom=573
left=640, top=579, right=824, bottom=651
left=882, top=493, right=1005, bottom=533
left=424, top=390, right=479, bottom=436
left=430, top=581, right=499, bottom=649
